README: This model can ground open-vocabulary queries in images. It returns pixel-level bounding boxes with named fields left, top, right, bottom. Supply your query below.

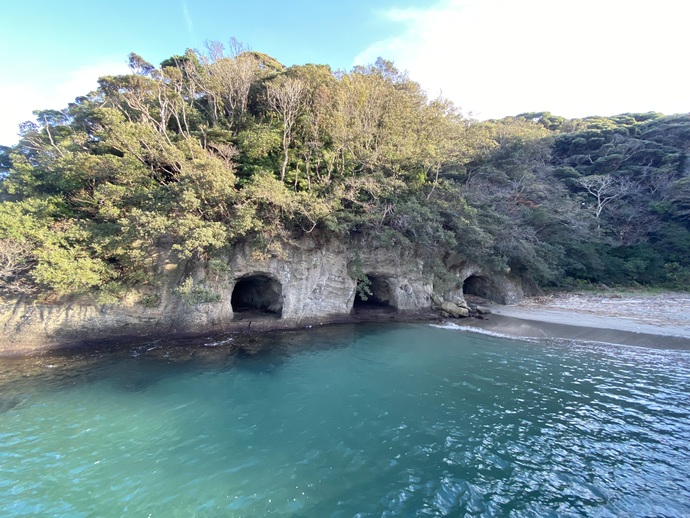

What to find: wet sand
left=461, top=292, right=690, bottom=348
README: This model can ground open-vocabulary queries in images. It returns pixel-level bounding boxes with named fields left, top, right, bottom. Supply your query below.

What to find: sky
left=1, top=0, right=688, bottom=146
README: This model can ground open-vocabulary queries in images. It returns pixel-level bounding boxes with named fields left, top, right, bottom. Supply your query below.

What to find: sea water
left=1, top=323, right=689, bottom=516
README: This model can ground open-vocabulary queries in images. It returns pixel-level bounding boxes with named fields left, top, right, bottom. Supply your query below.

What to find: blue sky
left=1, top=0, right=688, bottom=145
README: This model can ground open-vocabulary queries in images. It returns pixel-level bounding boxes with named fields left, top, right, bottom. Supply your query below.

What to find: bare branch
left=267, top=77, right=306, bottom=181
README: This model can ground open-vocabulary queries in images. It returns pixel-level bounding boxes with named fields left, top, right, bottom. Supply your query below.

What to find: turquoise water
left=1, top=323, right=690, bottom=517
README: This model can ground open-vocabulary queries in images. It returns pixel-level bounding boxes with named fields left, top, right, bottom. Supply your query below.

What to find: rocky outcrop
left=440, top=301, right=470, bottom=318
left=444, top=261, right=525, bottom=305
left=0, top=238, right=433, bottom=355
left=1, top=238, right=532, bottom=355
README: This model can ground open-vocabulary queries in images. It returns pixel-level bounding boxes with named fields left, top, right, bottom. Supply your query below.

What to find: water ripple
left=1, top=324, right=689, bottom=516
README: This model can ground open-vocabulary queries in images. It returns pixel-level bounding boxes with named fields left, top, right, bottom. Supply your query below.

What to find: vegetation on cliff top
left=1, top=41, right=689, bottom=299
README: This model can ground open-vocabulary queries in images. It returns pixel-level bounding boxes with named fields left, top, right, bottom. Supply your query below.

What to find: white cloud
left=0, top=60, right=129, bottom=146
left=182, top=0, right=195, bottom=39
left=356, top=0, right=690, bottom=119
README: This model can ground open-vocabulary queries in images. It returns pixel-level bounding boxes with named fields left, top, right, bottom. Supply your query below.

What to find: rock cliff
left=1, top=239, right=436, bottom=354
left=1, top=239, right=526, bottom=355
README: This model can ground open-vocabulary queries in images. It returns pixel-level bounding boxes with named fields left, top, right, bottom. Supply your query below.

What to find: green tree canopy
left=2, top=43, right=689, bottom=298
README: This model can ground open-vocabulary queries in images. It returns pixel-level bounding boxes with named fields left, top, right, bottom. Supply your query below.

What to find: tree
left=577, top=174, right=639, bottom=223
left=0, top=238, right=32, bottom=286
left=668, top=176, right=690, bottom=220
left=3, top=42, right=688, bottom=298
left=266, top=76, right=305, bottom=182
left=288, top=64, right=337, bottom=188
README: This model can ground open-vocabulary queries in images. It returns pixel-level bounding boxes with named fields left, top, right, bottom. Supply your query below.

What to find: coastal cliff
left=0, top=240, right=425, bottom=354
left=5, top=48, right=684, bottom=355
left=0, top=238, right=526, bottom=355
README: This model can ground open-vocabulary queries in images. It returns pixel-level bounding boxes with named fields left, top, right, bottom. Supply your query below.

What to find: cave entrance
left=462, top=274, right=491, bottom=300
left=352, top=274, right=397, bottom=313
left=231, top=274, right=283, bottom=319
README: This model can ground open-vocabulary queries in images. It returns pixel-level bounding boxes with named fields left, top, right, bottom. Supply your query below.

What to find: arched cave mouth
left=231, top=274, right=283, bottom=319
left=352, top=274, right=397, bottom=313
left=462, top=274, right=491, bottom=300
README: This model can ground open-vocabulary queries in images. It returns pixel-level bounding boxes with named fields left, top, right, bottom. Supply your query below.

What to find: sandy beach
left=462, top=292, right=690, bottom=348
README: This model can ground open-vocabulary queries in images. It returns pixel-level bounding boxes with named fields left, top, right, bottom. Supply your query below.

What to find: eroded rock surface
left=1, top=239, right=434, bottom=354
left=1, top=237, right=530, bottom=354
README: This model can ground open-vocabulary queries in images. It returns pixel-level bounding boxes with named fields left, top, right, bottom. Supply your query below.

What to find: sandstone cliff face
left=0, top=239, right=433, bottom=354
left=452, top=264, right=525, bottom=305
left=439, top=255, right=525, bottom=306
left=1, top=238, right=529, bottom=355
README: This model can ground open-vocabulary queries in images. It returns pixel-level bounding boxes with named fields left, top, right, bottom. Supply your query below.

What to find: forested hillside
left=1, top=42, right=689, bottom=300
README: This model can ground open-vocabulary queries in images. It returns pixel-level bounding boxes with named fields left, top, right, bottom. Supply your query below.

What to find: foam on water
left=430, top=321, right=541, bottom=342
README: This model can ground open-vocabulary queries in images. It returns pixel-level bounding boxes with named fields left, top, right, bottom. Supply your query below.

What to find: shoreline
left=450, top=313, right=690, bottom=349
left=0, top=308, right=444, bottom=358
left=455, top=291, right=690, bottom=348
left=2, top=305, right=687, bottom=388
left=2, top=292, right=689, bottom=357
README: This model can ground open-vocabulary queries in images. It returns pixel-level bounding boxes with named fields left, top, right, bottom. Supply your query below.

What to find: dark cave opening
left=462, top=275, right=490, bottom=299
left=352, top=275, right=396, bottom=312
left=231, top=275, right=283, bottom=318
